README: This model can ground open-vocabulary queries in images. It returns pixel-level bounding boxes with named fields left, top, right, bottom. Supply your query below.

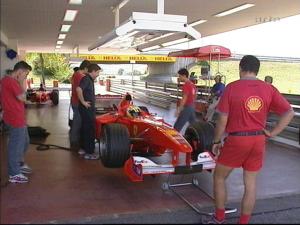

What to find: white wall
left=0, top=46, right=18, bottom=78
left=148, top=58, right=195, bottom=75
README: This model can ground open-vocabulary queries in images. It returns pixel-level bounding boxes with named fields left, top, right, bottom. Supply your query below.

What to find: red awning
left=168, top=45, right=231, bottom=60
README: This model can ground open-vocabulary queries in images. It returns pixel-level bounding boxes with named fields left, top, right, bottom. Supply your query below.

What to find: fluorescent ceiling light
left=64, top=10, right=78, bottom=22
left=69, top=0, right=82, bottom=5
left=58, top=34, right=67, bottom=39
left=57, top=40, right=64, bottom=45
left=119, top=31, right=139, bottom=40
left=141, top=45, right=161, bottom=52
left=61, top=25, right=71, bottom=32
left=56, top=45, right=61, bottom=49
left=189, top=19, right=207, bottom=27
left=161, top=38, right=190, bottom=47
left=214, top=4, right=255, bottom=17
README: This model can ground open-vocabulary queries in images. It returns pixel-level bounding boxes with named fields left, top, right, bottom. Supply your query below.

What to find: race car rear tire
left=50, top=90, right=59, bottom=105
left=99, top=123, right=130, bottom=168
left=184, top=121, right=215, bottom=161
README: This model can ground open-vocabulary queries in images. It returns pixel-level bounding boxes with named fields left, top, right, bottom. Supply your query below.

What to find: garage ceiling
left=1, top=0, right=300, bottom=54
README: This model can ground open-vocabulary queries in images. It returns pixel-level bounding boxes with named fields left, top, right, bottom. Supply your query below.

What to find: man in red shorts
left=206, top=55, right=294, bottom=224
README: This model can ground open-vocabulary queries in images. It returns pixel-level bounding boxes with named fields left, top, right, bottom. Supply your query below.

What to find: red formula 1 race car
left=95, top=104, right=216, bottom=182
left=26, top=88, right=59, bottom=106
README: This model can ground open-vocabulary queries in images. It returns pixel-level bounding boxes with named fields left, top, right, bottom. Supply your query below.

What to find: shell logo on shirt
left=245, top=96, right=263, bottom=113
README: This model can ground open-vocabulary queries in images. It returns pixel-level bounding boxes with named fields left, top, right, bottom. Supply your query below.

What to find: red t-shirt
left=217, top=78, right=292, bottom=133
left=1, top=76, right=26, bottom=127
left=182, top=80, right=197, bottom=106
left=71, top=71, right=85, bottom=105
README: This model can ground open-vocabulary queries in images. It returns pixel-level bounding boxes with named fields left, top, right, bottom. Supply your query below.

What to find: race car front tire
left=99, top=123, right=130, bottom=168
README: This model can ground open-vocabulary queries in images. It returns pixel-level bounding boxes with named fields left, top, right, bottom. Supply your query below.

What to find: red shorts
left=217, top=135, right=266, bottom=171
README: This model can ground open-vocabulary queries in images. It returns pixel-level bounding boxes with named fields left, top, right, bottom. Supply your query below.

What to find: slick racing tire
left=184, top=121, right=215, bottom=161
left=50, top=90, right=59, bottom=105
left=99, top=123, right=130, bottom=168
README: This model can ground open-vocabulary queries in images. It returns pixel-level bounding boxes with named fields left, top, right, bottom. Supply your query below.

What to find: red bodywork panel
left=95, top=105, right=216, bottom=182
left=95, top=113, right=192, bottom=157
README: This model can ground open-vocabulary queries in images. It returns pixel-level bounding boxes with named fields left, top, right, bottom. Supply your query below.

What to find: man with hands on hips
left=206, top=55, right=294, bottom=224
left=76, top=64, right=102, bottom=160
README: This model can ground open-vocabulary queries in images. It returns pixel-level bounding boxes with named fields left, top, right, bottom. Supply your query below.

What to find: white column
left=157, top=0, right=164, bottom=15
left=18, top=50, right=26, bottom=60
left=0, top=37, right=19, bottom=77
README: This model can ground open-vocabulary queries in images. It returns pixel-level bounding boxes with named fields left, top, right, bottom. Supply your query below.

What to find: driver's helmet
left=126, top=105, right=142, bottom=118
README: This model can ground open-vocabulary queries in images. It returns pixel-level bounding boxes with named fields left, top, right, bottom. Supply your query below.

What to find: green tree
left=26, top=53, right=72, bottom=83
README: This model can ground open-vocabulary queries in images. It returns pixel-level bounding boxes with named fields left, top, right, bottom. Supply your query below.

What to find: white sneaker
left=20, top=163, right=32, bottom=174
left=9, top=174, right=29, bottom=183
left=78, top=149, right=85, bottom=155
left=84, top=153, right=99, bottom=160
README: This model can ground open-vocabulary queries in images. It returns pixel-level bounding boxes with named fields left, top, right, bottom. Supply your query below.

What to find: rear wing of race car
left=124, top=151, right=216, bottom=182
left=95, top=94, right=123, bottom=114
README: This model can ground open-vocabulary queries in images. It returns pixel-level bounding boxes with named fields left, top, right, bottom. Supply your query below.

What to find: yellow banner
left=70, top=54, right=176, bottom=63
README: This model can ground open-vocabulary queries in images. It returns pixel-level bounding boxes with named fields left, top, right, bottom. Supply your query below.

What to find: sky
left=162, top=14, right=300, bottom=58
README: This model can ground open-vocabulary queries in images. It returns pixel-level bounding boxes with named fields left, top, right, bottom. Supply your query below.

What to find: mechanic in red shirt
left=174, top=68, right=197, bottom=132
left=69, top=60, right=90, bottom=153
left=1, top=61, right=33, bottom=183
left=206, top=55, right=294, bottom=224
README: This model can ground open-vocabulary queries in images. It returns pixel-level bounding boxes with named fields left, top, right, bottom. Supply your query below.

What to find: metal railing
left=267, top=94, right=300, bottom=148
left=109, top=79, right=172, bottom=109
left=109, top=79, right=299, bottom=148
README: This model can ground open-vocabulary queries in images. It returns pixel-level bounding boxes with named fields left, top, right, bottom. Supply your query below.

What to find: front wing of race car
left=124, top=151, right=215, bottom=182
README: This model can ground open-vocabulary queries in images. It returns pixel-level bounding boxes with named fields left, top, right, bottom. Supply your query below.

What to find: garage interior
left=1, top=0, right=300, bottom=224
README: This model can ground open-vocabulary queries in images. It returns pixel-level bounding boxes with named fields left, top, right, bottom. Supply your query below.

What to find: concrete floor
left=1, top=94, right=300, bottom=224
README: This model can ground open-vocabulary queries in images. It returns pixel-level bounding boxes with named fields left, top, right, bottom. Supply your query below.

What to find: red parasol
left=168, top=45, right=231, bottom=60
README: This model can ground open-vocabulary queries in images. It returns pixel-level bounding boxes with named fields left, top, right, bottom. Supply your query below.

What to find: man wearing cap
left=264, top=75, right=273, bottom=84
left=206, top=55, right=294, bottom=224
left=205, top=75, right=226, bottom=121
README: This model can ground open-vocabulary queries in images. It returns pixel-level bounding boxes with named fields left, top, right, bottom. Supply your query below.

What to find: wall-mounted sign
left=70, top=54, right=176, bottom=63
